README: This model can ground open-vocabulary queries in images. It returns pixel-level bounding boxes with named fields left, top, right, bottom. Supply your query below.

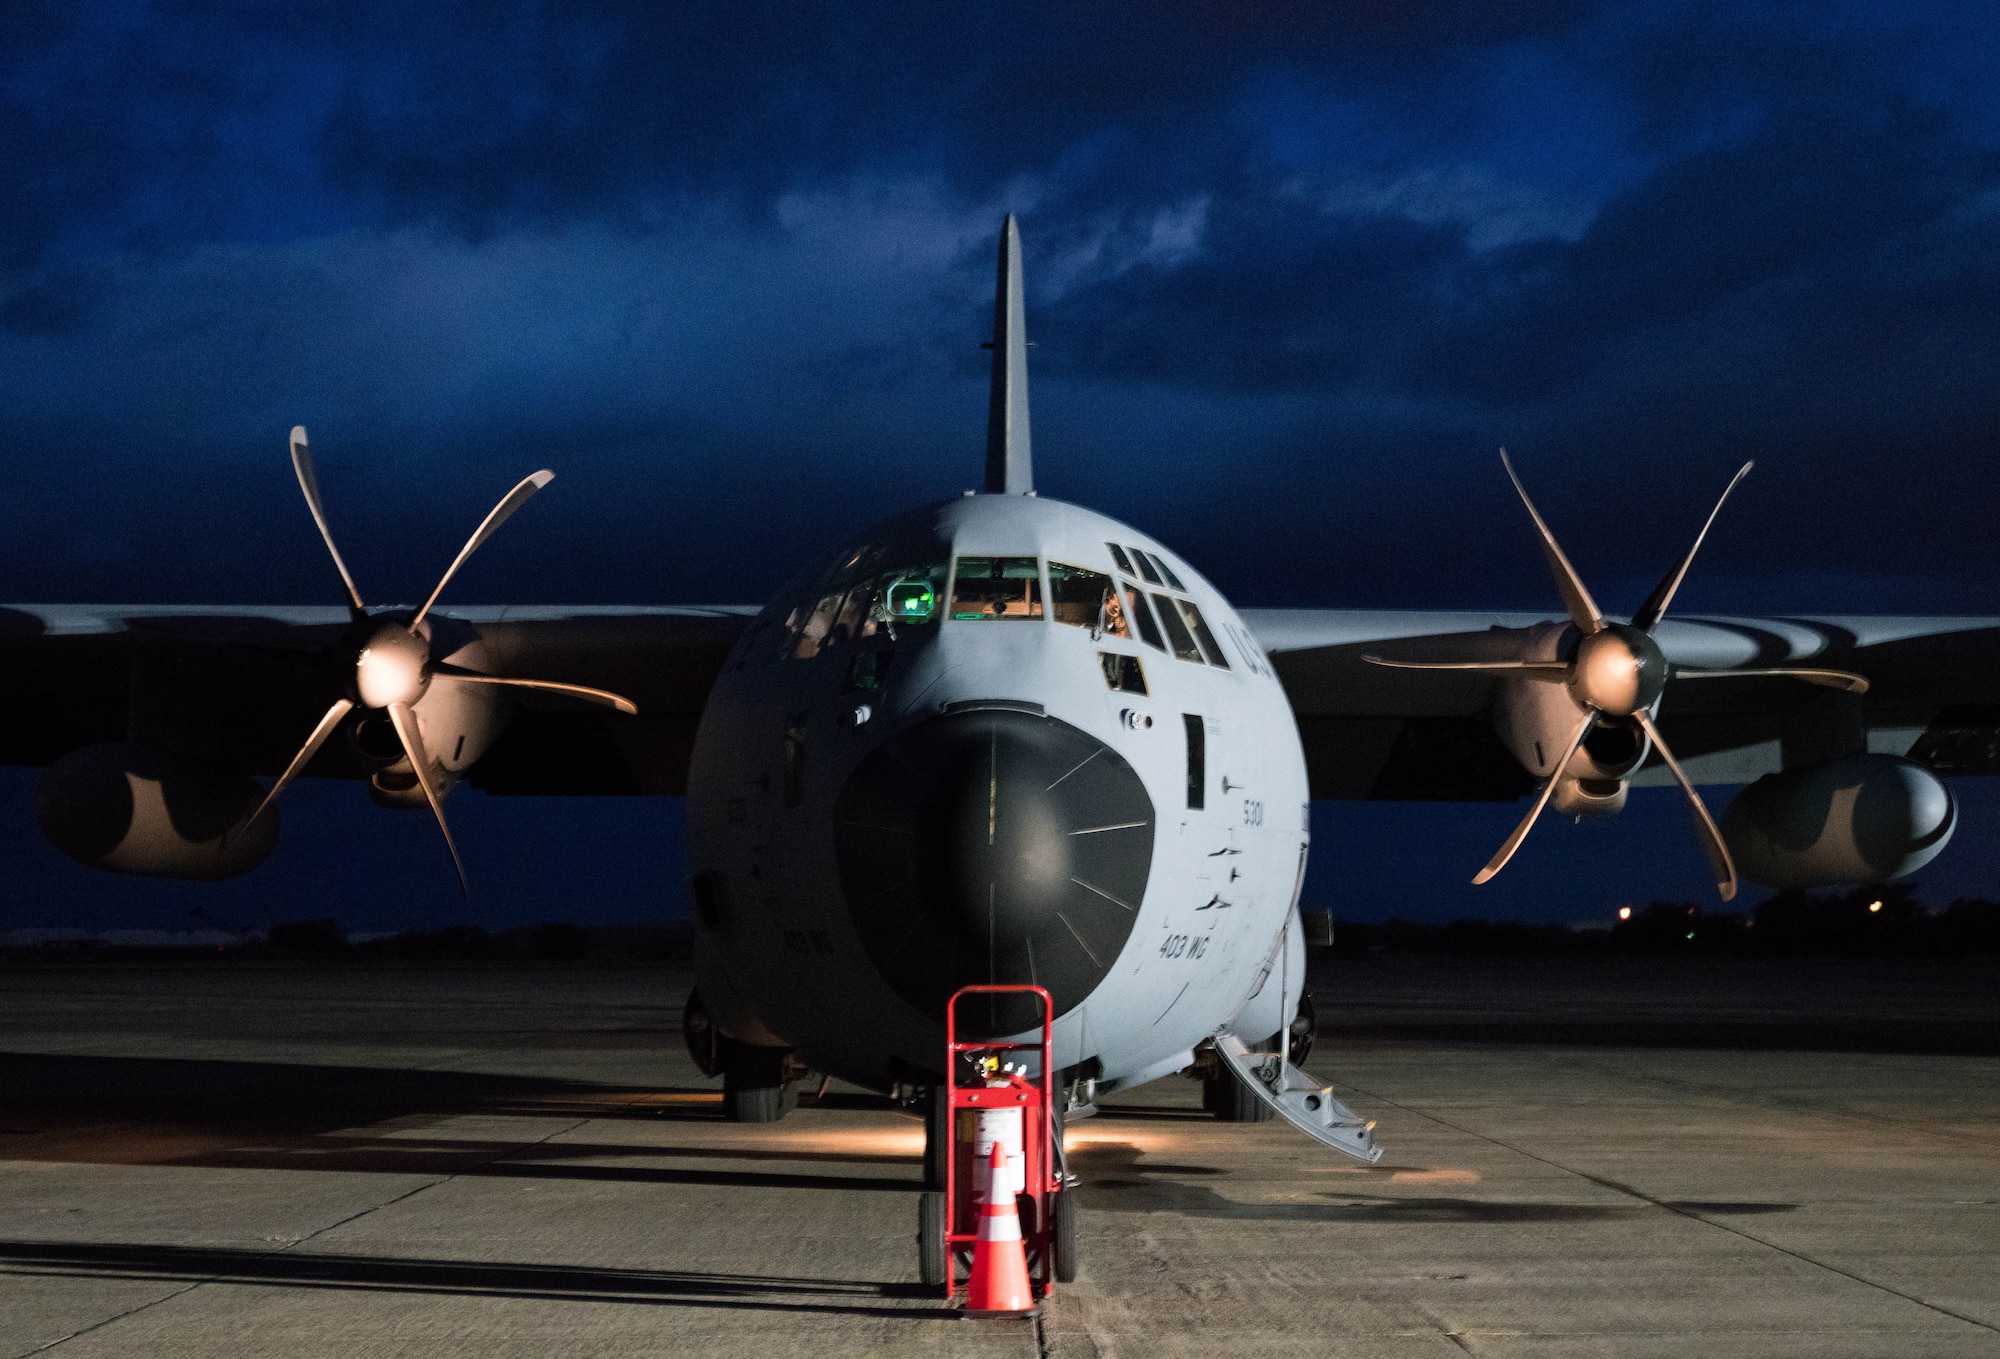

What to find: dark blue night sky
left=4, top=2, right=2000, bottom=933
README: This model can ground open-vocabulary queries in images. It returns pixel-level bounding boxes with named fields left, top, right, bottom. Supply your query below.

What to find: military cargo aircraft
left=4, top=218, right=1985, bottom=1215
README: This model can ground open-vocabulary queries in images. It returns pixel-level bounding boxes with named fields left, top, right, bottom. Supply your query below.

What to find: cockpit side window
left=1106, top=542, right=1135, bottom=575
left=1144, top=551, right=1187, bottom=592
left=1128, top=548, right=1163, bottom=585
left=826, top=544, right=883, bottom=591
left=1049, top=562, right=1118, bottom=631
left=793, top=590, right=846, bottom=659
left=1099, top=651, right=1146, bottom=694
left=1099, top=586, right=1132, bottom=639
left=830, top=582, right=874, bottom=646
left=1152, top=591, right=1203, bottom=663
left=950, top=557, right=1045, bottom=620
left=1175, top=598, right=1230, bottom=669
left=1123, top=582, right=1165, bottom=649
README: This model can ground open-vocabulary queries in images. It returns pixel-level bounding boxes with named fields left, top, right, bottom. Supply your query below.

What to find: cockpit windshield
left=950, top=557, right=1044, bottom=620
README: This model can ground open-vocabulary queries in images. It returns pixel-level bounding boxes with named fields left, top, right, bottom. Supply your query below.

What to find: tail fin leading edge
left=984, top=214, right=1034, bottom=496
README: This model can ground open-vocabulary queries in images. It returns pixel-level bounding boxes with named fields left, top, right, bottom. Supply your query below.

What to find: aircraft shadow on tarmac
left=0, top=1240, right=947, bottom=1317
left=0, top=1051, right=923, bottom=1194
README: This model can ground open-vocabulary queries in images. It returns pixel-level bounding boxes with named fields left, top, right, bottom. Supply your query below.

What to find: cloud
left=2, top=0, right=2000, bottom=618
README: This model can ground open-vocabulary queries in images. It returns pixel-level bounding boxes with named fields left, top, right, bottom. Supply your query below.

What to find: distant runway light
left=1869, top=900, right=1883, bottom=913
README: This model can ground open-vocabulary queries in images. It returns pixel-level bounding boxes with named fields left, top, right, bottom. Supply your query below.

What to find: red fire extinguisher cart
left=936, top=984, right=1063, bottom=1298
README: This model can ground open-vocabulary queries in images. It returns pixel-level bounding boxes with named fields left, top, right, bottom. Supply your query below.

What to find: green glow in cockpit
left=884, top=578, right=938, bottom=620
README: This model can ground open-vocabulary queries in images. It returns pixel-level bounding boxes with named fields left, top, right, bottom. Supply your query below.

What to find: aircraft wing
left=0, top=603, right=758, bottom=795
left=9, top=601, right=1999, bottom=804
left=1240, top=609, right=2000, bottom=800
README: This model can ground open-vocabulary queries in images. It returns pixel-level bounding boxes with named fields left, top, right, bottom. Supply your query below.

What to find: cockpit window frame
left=1152, top=590, right=1204, bottom=663
left=1143, top=551, right=1186, bottom=592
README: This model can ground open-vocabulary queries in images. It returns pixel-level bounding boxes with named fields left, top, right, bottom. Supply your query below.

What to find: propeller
left=242, top=426, right=639, bottom=893
left=1365, top=452, right=1869, bottom=902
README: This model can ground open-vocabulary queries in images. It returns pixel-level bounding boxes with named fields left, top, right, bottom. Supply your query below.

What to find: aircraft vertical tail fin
left=983, top=214, right=1034, bottom=496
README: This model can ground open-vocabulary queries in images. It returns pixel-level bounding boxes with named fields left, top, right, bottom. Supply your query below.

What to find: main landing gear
left=1197, top=993, right=1317, bottom=1122
left=684, top=989, right=809, bottom=1123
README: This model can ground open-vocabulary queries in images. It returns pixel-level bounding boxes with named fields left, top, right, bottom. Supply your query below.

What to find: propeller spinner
left=1366, top=452, right=1869, bottom=902
left=243, top=427, right=638, bottom=893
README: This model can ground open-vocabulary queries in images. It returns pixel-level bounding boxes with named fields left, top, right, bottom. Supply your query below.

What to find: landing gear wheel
left=723, top=1082, right=795, bottom=1122
left=917, top=1191, right=947, bottom=1288
left=719, top=1037, right=797, bottom=1123
left=682, top=989, right=720, bottom=1077
left=1289, top=992, right=1317, bottom=1066
left=1203, top=1057, right=1276, bottom=1122
left=1051, top=1188, right=1079, bottom=1282
left=1200, top=1039, right=1280, bottom=1127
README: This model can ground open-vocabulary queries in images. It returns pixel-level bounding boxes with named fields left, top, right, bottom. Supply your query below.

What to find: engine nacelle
left=1488, top=622, right=1651, bottom=790
left=38, top=744, right=277, bottom=881
left=1720, top=754, right=1955, bottom=889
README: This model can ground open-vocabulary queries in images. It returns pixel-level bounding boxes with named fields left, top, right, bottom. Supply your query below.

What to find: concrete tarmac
left=0, top=957, right=1996, bottom=1358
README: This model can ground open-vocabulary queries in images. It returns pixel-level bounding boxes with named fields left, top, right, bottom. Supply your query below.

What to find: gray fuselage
left=686, top=492, right=1310, bottom=1093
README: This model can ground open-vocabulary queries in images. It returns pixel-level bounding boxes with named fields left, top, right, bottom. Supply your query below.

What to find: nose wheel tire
left=917, top=1191, right=947, bottom=1287
left=1051, top=1188, right=1079, bottom=1282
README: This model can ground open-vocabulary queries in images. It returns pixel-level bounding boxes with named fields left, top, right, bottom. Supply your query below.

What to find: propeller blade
left=1631, top=461, right=1754, bottom=632
left=1500, top=448, right=1604, bottom=636
left=1671, top=666, right=1869, bottom=694
left=1473, top=709, right=1596, bottom=885
left=1365, top=655, right=1570, bottom=680
left=429, top=664, right=639, bottom=715
left=410, top=470, right=555, bottom=631
left=243, top=697, right=354, bottom=833
left=386, top=701, right=468, bottom=896
left=1633, top=708, right=1737, bottom=902
left=290, top=427, right=367, bottom=617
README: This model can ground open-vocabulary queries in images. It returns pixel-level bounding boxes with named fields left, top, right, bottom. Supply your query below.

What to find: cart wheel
left=917, top=1191, right=948, bottom=1288
left=1051, top=1188, right=1079, bottom=1283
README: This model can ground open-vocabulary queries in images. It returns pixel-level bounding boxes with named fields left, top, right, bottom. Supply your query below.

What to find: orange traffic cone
left=964, top=1140, right=1037, bottom=1316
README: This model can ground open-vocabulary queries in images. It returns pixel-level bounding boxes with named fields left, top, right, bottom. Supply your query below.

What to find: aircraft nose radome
left=929, top=756, right=1074, bottom=935
left=834, top=708, right=1154, bottom=1031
